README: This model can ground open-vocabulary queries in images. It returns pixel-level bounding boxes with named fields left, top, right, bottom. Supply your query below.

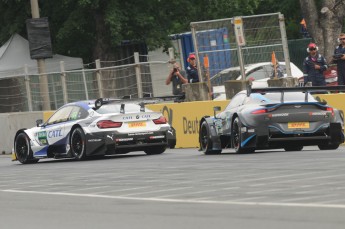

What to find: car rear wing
left=93, top=94, right=184, bottom=112
left=247, top=85, right=345, bottom=103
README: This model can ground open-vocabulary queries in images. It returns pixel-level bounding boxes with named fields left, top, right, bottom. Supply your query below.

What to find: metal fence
left=0, top=52, right=174, bottom=113
left=189, top=13, right=291, bottom=86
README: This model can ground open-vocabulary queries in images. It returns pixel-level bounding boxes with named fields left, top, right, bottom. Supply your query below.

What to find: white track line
left=2, top=189, right=345, bottom=209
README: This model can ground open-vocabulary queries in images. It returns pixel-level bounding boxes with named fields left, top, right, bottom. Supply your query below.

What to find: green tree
left=0, top=0, right=304, bottom=63
left=299, top=0, right=345, bottom=60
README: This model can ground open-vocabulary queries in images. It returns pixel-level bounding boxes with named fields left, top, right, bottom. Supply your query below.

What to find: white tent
left=0, top=34, right=83, bottom=79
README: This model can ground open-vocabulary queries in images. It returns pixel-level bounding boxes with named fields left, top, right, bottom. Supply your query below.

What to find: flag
left=271, top=51, right=277, bottom=66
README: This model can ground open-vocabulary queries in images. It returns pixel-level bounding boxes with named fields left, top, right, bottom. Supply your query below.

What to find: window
left=95, top=103, right=152, bottom=114
left=69, top=106, right=89, bottom=120
left=246, top=66, right=268, bottom=80
left=225, top=93, right=247, bottom=110
left=46, top=106, right=74, bottom=125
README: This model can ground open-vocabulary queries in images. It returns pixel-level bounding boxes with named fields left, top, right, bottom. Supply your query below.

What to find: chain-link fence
left=190, top=13, right=291, bottom=86
left=0, top=52, right=174, bottom=113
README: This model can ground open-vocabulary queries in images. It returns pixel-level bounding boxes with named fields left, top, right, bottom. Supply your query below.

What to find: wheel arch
left=199, top=116, right=222, bottom=151
left=14, top=128, right=27, bottom=145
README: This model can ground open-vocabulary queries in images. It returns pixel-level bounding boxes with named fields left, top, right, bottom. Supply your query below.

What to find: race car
left=199, top=86, right=345, bottom=154
left=13, top=98, right=175, bottom=164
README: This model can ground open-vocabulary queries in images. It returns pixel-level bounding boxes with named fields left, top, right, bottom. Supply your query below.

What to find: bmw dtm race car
left=13, top=98, right=175, bottom=164
left=199, top=86, right=345, bottom=154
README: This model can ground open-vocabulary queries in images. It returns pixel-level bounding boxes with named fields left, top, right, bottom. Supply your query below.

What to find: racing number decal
left=38, top=131, right=48, bottom=145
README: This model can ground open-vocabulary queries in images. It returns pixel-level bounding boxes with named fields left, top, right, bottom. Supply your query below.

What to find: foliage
left=0, top=0, right=311, bottom=63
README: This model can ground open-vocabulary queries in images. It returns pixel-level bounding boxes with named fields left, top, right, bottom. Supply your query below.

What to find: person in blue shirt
left=333, top=33, right=345, bottom=85
left=302, top=43, right=328, bottom=86
left=186, top=53, right=199, bottom=83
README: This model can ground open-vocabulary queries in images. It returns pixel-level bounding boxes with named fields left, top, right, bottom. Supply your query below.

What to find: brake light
left=97, top=120, right=122, bottom=128
left=251, top=109, right=268, bottom=114
left=153, top=116, right=167, bottom=124
left=326, top=107, right=334, bottom=116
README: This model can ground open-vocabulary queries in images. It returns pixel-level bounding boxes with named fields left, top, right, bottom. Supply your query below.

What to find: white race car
left=13, top=98, right=175, bottom=164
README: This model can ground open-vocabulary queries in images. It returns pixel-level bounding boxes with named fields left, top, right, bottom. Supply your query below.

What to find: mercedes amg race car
left=13, top=98, right=175, bottom=164
left=199, top=86, right=345, bottom=154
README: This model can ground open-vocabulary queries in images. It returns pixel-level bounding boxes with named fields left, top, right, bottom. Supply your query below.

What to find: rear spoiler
left=247, top=85, right=345, bottom=103
left=93, top=95, right=184, bottom=112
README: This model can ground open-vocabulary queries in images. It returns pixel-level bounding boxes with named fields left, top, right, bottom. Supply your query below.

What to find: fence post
left=168, top=47, right=174, bottom=62
left=279, top=13, right=292, bottom=77
left=60, top=61, right=68, bottom=104
left=24, top=65, right=33, bottom=111
left=96, top=59, right=103, bottom=98
left=191, top=23, right=203, bottom=82
left=134, top=52, right=143, bottom=98
left=82, top=69, right=89, bottom=100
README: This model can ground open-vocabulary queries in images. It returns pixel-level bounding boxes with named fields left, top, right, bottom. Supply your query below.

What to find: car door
left=38, top=106, right=74, bottom=146
left=218, top=93, right=247, bottom=135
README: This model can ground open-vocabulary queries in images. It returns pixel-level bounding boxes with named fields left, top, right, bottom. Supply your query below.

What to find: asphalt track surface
left=1, top=146, right=345, bottom=229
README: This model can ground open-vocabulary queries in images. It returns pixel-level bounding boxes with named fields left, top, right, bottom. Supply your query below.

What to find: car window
left=246, top=66, right=268, bottom=80
left=69, top=106, right=89, bottom=121
left=225, top=93, right=247, bottom=110
left=46, top=106, right=74, bottom=125
left=96, top=103, right=153, bottom=114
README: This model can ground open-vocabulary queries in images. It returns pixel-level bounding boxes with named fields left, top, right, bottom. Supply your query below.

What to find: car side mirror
left=213, top=106, right=221, bottom=117
left=36, top=119, right=43, bottom=127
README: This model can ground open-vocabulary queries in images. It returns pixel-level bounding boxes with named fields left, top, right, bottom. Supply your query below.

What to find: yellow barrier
left=147, top=101, right=229, bottom=148
left=42, top=93, right=345, bottom=149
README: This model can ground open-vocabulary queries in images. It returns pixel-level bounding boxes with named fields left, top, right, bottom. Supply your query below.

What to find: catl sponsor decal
left=48, top=129, right=63, bottom=138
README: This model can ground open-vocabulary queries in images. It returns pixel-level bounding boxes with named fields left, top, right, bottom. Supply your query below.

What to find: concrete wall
left=1, top=111, right=44, bottom=153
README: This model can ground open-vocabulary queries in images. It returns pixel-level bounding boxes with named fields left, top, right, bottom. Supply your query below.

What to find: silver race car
left=13, top=98, right=175, bottom=164
left=199, top=86, right=345, bottom=154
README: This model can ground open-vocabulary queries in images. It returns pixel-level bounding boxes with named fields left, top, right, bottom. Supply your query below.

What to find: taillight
left=97, top=120, right=122, bottom=128
left=326, top=107, right=334, bottom=116
left=251, top=109, right=268, bottom=114
left=153, top=116, right=167, bottom=124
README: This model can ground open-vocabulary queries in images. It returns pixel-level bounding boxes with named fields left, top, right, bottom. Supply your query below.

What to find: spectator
left=270, top=62, right=284, bottom=79
left=166, top=62, right=187, bottom=96
left=303, top=43, right=328, bottom=86
left=333, top=33, right=345, bottom=85
left=186, top=53, right=199, bottom=83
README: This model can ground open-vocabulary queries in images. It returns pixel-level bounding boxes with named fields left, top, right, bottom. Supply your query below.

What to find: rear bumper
left=242, top=123, right=344, bottom=149
left=85, top=130, right=170, bottom=155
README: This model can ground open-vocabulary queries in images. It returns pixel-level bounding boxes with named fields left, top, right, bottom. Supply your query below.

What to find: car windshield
left=95, top=103, right=152, bottom=114
left=251, top=92, right=317, bottom=103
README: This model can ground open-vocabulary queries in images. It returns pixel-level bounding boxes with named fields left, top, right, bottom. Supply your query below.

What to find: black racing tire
left=70, top=127, right=87, bottom=160
left=14, top=133, right=39, bottom=164
left=232, top=117, right=254, bottom=154
left=145, top=146, right=166, bottom=155
left=199, top=121, right=221, bottom=155
left=318, top=143, right=339, bottom=150
left=284, top=146, right=304, bottom=151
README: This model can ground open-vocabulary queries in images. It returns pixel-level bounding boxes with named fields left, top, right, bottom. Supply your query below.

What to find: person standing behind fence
left=333, top=33, right=345, bottom=85
left=303, top=43, right=328, bottom=86
left=166, top=62, right=188, bottom=96
left=186, top=53, right=199, bottom=83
